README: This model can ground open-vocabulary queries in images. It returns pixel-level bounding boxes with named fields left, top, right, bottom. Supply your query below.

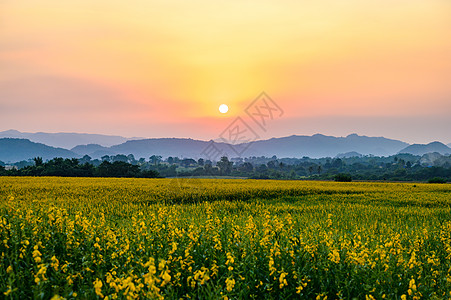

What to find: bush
left=334, top=173, right=352, bottom=182
left=428, top=177, right=447, bottom=183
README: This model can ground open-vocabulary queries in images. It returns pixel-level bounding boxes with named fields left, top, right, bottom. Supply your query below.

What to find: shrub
left=334, top=173, right=352, bottom=182
left=428, top=177, right=447, bottom=183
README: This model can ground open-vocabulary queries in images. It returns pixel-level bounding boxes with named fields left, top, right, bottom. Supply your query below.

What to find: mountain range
left=0, top=138, right=75, bottom=162
left=0, top=129, right=139, bottom=149
left=0, top=130, right=450, bottom=163
left=398, top=142, right=451, bottom=156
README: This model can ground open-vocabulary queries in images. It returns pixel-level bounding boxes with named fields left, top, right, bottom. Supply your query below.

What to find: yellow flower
left=6, top=265, right=13, bottom=273
left=3, top=286, right=12, bottom=296
left=161, top=270, right=171, bottom=286
left=225, top=277, right=235, bottom=292
left=279, top=271, right=288, bottom=289
left=50, top=256, right=59, bottom=271
left=93, top=278, right=104, bottom=298
left=328, top=249, right=340, bottom=264
left=409, top=278, right=417, bottom=291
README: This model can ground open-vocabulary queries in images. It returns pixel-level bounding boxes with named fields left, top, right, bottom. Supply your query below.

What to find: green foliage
left=3, top=153, right=451, bottom=182
left=1, top=158, right=159, bottom=178
left=428, top=177, right=447, bottom=183
left=334, top=173, right=352, bottom=182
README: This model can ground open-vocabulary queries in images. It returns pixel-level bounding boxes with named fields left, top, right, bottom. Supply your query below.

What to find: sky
left=1, top=0, right=450, bottom=144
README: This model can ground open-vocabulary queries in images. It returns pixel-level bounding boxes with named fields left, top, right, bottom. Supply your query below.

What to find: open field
left=1, top=177, right=451, bottom=299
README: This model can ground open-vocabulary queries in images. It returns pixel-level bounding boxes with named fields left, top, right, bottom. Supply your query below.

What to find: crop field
left=1, top=177, right=451, bottom=299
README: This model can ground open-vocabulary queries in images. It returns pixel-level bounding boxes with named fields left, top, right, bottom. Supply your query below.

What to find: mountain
left=238, top=134, right=408, bottom=158
left=335, top=151, right=363, bottom=158
left=71, top=144, right=113, bottom=157
left=0, top=132, right=417, bottom=162
left=448, top=143, right=451, bottom=148
left=111, top=138, right=231, bottom=159
left=0, top=138, right=76, bottom=163
left=419, top=152, right=451, bottom=167
left=398, top=142, right=451, bottom=156
left=0, top=129, right=137, bottom=149
left=75, top=133, right=408, bottom=159
left=71, top=144, right=108, bottom=154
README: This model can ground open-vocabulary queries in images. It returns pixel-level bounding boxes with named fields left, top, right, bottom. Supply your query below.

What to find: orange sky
left=1, top=0, right=450, bottom=144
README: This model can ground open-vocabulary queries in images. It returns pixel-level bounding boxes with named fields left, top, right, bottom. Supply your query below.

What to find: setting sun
left=219, top=104, right=229, bottom=114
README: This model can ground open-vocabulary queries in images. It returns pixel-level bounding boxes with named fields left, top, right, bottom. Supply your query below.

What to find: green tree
left=33, top=157, right=43, bottom=167
left=149, top=155, right=162, bottom=166
left=217, top=156, right=233, bottom=175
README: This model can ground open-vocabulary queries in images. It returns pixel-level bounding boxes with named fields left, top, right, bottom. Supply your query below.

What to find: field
left=1, top=177, right=451, bottom=299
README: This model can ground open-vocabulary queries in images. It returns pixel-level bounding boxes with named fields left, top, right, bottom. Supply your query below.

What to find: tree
left=80, top=155, right=92, bottom=164
left=150, top=155, right=162, bottom=166
left=33, top=157, right=43, bottom=167
left=197, top=158, right=204, bottom=166
left=257, top=164, right=268, bottom=173
left=204, top=162, right=213, bottom=174
left=267, top=161, right=276, bottom=169
left=167, top=157, right=174, bottom=164
left=428, top=177, right=446, bottom=183
left=127, top=154, right=136, bottom=164
left=334, top=173, right=352, bottom=182
left=240, top=162, right=254, bottom=173
left=113, top=154, right=128, bottom=163
left=217, top=156, right=233, bottom=175
left=331, top=158, right=343, bottom=168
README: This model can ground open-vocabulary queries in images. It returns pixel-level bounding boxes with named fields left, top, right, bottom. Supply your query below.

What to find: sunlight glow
left=219, top=104, right=229, bottom=114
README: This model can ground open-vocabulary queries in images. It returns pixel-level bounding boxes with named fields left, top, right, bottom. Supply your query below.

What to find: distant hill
left=0, top=129, right=137, bottom=149
left=239, top=134, right=408, bottom=158
left=398, top=142, right=451, bottom=156
left=0, top=138, right=76, bottom=163
left=110, top=138, right=231, bottom=159
left=335, top=151, right=363, bottom=158
left=73, top=133, right=408, bottom=159
left=71, top=144, right=109, bottom=155
left=71, top=144, right=118, bottom=159
left=0, top=132, right=433, bottom=162
left=419, top=152, right=451, bottom=167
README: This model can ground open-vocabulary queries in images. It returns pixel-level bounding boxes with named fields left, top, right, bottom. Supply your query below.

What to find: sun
left=219, top=104, right=229, bottom=114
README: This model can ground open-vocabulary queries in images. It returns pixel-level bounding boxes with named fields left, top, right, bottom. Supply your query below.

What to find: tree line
left=1, top=153, right=450, bottom=182
left=0, top=157, right=159, bottom=178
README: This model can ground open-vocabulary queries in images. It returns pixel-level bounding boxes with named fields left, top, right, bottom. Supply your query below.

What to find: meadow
left=1, top=177, right=451, bottom=299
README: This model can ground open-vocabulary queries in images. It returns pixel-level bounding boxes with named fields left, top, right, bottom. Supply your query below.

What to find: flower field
left=1, top=177, right=451, bottom=299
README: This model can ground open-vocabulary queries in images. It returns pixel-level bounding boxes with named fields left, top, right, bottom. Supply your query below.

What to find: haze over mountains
left=0, top=129, right=139, bottom=149
left=0, top=138, right=75, bottom=162
left=399, top=142, right=451, bottom=156
left=0, top=130, right=450, bottom=163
